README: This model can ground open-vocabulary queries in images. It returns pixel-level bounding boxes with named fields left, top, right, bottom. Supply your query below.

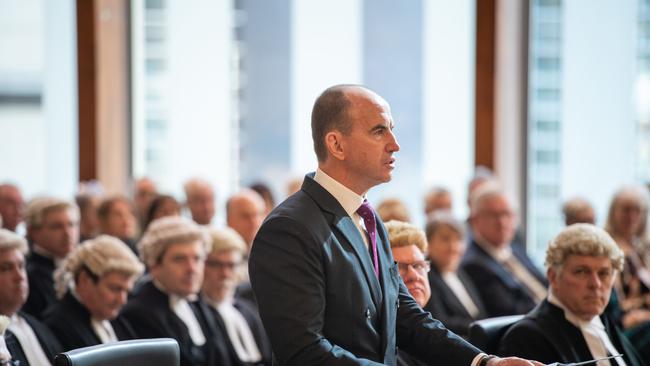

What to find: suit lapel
left=334, top=216, right=383, bottom=308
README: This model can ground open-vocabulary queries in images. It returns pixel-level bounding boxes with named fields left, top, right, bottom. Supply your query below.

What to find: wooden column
left=76, top=0, right=131, bottom=194
left=474, top=0, right=497, bottom=170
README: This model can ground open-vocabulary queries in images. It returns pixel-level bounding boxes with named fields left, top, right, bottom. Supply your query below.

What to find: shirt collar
left=314, top=168, right=366, bottom=218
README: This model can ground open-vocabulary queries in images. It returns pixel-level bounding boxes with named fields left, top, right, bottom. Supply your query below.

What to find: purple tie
left=357, top=200, right=379, bottom=277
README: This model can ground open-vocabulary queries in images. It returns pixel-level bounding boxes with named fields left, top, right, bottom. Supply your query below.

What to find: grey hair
left=545, top=223, right=624, bottom=272
left=0, top=229, right=28, bottom=255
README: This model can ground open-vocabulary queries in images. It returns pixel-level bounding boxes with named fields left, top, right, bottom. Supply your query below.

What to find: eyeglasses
left=397, top=260, right=431, bottom=275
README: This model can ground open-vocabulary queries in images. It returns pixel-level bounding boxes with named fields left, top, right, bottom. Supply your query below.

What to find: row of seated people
left=0, top=212, right=271, bottom=366
left=386, top=220, right=645, bottom=366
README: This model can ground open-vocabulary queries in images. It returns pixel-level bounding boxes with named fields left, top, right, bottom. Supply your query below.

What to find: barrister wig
left=54, top=234, right=144, bottom=298
left=138, top=215, right=210, bottom=267
left=385, top=220, right=428, bottom=253
left=207, top=226, right=247, bottom=256
left=545, top=223, right=624, bottom=272
left=24, top=196, right=79, bottom=229
left=0, top=228, right=28, bottom=254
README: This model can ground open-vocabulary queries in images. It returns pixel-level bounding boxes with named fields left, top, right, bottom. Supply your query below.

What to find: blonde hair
left=376, top=198, right=411, bottom=223
left=208, top=227, right=247, bottom=256
left=55, top=235, right=144, bottom=298
left=0, top=229, right=28, bottom=255
left=138, top=216, right=210, bottom=267
left=24, top=197, right=78, bottom=229
left=545, top=223, right=624, bottom=272
left=384, top=220, right=427, bottom=253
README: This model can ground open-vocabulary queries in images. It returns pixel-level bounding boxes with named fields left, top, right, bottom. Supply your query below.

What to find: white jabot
left=442, top=272, right=480, bottom=317
left=475, top=240, right=546, bottom=302
left=8, top=314, right=52, bottom=366
left=314, top=169, right=369, bottom=248
left=91, top=318, right=117, bottom=344
left=549, top=293, right=626, bottom=366
left=209, top=298, right=261, bottom=363
left=169, top=295, right=206, bottom=346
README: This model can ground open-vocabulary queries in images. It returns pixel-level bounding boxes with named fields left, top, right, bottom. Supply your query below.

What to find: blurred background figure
left=43, top=235, right=144, bottom=351
left=424, top=211, right=486, bottom=337
left=376, top=197, right=411, bottom=223
left=562, top=197, right=596, bottom=226
left=249, top=182, right=276, bottom=216
left=132, top=177, right=158, bottom=231
left=285, top=176, right=303, bottom=198
left=226, top=189, right=266, bottom=250
left=143, top=194, right=181, bottom=231
left=385, top=220, right=429, bottom=366
left=462, top=183, right=547, bottom=317
left=23, top=197, right=79, bottom=319
left=202, top=227, right=272, bottom=366
left=604, top=185, right=650, bottom=359
left=423, top=186, right=452, bottom=217
left=184, top=178, right=216, bottom=226
left=0, top=183, right=24, bottom=233
left=75, top=194, right=101, bottom=242
left=97, top=196, right=138, bottom=254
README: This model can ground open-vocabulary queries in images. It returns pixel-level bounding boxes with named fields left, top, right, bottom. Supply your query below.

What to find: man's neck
left=318, top=165, right=368, bottom=196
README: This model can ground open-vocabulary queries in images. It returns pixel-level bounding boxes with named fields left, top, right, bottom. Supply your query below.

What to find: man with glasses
left=462, top=183, right=547, bottom=317
left=202, top=227, right=271, bottom=366
left=385, top=220, right=430, bottom=366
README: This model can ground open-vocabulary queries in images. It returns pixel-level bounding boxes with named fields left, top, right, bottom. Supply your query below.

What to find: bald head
left=226, top=189, right=266, bottom=247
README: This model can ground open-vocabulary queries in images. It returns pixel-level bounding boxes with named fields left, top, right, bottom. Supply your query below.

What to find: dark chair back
left=54, top=338, right=179, bottom=366
left=468, top=315, right=523, bottom=355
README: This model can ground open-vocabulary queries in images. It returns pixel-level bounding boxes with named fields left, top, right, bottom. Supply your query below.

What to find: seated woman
left=424, top=211, right=487, bottom=337
left=605, top=185, right=650, bottom=360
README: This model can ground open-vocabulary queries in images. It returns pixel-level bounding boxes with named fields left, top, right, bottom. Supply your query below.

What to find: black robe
left=23, top=252, right=57, bottom=319
left=4, top=311, right=62, bottom=366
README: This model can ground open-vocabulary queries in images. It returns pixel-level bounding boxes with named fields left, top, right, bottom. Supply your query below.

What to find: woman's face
left=612, top=195, right=645, bottom=238
left=428, top=224, right=465, bottom=273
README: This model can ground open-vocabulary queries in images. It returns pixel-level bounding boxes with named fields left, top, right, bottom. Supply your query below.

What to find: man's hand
left=488, top=356, right=545, bottom=366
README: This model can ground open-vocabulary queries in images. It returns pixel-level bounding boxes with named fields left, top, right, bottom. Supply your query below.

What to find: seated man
left=499, top=224, right=644, bottom=366
left=461, top=183, right=547, bottom=317
left=384, top=220, right=430, bottom=366
left=23, top=197, right=79, bottom=318
left=202, top=227, right=272, bottom=365
left=121, top=216, right=237, bottom=366
left=184, top=178, right=216, bottom=226
left=43, top=235, right=144, bottom=351
left=0, top=229, right=61, bottom=365
left=97, top=196, right=138, bottom=254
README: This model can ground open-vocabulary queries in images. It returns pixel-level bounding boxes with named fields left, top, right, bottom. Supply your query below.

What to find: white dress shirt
left=90, top=318, right=118, bottom=344
left=153, top=280, right=206, bottom=346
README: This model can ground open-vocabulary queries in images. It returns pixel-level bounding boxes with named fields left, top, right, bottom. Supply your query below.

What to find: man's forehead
left=0, top=247, right=24, bottom=261
left=565, top=255, right=612, bottom=267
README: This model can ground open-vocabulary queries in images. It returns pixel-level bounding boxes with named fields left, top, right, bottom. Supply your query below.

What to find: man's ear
left=325, top=131, right=345, bottom=161
left=547, top=267, right=557, bottom=289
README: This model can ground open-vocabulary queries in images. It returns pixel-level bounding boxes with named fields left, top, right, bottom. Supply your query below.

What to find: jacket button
left=365, top=308, right=371, bottom=318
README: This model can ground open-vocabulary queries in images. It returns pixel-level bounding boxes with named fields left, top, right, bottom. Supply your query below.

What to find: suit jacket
left=121, top=280, right=239, bottom=366
left=4, top=311, right=62, bottom=366
left=424, top=266, right=488, bottom=337
left=461, top=239, right=547, bottom=317
left=248, top=174, right=481, bottom=365
left=23, top=252, right=57, bottom=319
left=43, top=292, right=137, bottom=351
left=499, top=299, right=645, bottom=366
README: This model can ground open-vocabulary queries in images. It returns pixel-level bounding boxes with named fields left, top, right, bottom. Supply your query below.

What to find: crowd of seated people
left=2, top=172, right=650, bottom=366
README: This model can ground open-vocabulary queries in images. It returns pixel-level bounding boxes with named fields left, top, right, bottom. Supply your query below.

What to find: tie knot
left=356, top=200, right=374, bottom=217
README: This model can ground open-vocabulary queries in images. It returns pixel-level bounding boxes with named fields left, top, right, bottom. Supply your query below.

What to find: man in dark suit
left=121, top=216, right=239, bottom=366
left=0, top=229, right=61, bottom=365
left=43, top=235, right=144, bottom=351
left=249, top=84, right=541, bottom=366
left=500, top=224, right=644, bottom=366
left=462, top=183, right=548, bottom=317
